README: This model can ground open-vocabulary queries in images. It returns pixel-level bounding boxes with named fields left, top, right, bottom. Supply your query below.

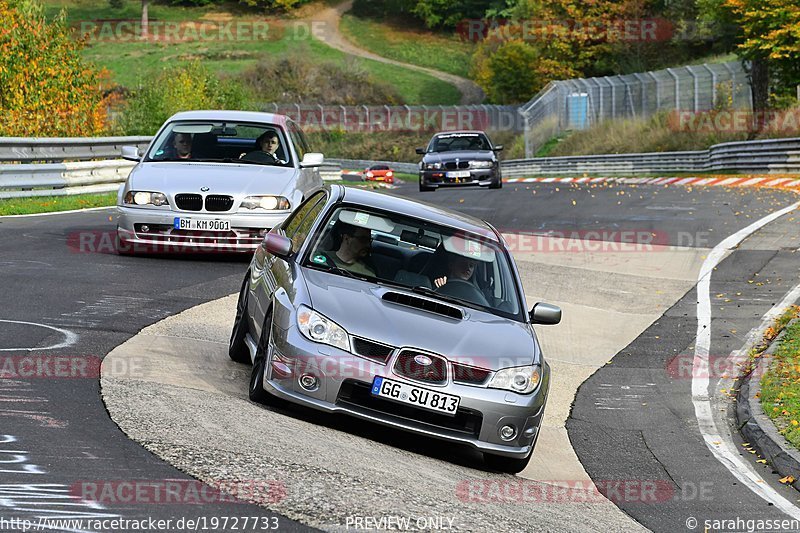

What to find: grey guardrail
left=0, top=160, right=136, bottom=199
left=0, top=137, right=152, bottom=163
left=1, top=136, right=798, bottom=198
left=502, top=137, right=800, bottom=177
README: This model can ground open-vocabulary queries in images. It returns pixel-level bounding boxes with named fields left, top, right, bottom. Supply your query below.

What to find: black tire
left=229, top=275, right=251, bottom=363
left=249, top=309, right=278, bottom=404
left=249, top=354, right=270, bottom=403
left=419, top=182, right=435, bottom=192
left=489, top=177, right=503, bottom=189
left=483, top=451, right=532, bottom=474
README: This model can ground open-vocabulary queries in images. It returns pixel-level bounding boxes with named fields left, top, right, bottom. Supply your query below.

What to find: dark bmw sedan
left=229, top=185, right=561, bottom=473
left=417, top=131, right=503, bottom=192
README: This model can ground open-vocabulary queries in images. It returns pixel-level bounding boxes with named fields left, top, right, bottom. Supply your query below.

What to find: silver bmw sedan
left=116, top=110, right=325, bottom=254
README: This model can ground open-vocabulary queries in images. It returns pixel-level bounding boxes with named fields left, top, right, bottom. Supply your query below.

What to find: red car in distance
left=362, top=165, right=394, bottom=184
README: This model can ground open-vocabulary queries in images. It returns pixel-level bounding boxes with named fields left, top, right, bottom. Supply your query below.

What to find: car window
left=429, top=133, right=491, bottom=153
left=282, top=191, right=327, bottom=250
left=287, top=121, right=310, bottom=162
left=146, top=120, right=293, bottom=167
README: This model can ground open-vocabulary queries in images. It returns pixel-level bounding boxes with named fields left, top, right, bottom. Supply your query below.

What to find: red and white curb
left=503, top=176, right=800, bottom=189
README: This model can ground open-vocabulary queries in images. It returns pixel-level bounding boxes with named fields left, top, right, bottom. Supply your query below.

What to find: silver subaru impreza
left=230, top=185, right=560, bottom=473
left=116, top=110, right=324, bottom=254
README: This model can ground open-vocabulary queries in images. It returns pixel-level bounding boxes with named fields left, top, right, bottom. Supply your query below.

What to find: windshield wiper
left=310, top=263, right=369, bottom=282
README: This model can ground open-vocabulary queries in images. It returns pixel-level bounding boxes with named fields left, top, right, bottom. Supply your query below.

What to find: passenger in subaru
left=327, top=222, right=376, bottom=277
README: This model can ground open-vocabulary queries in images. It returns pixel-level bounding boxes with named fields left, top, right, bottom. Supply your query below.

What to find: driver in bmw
left=241, top=131, right=286, bottom=164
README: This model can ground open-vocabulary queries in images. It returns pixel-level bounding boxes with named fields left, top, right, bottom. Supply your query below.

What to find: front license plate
left=371, top=376, right=460, bottom=416
left=447, top=171, right=471, bottom=178
left=173, top=218, right=231, bottom=231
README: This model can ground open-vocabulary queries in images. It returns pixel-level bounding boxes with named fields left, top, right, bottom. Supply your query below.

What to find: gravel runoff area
left=101, top=292, right=648, bottom=532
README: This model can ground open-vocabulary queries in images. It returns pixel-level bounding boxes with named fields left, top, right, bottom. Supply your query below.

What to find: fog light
left=499, top=425, right=517, bottom=441
left=299, top=373, right=319, bottom=391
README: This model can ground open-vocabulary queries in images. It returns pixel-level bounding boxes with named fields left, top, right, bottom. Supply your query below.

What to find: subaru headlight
left=423, top=162, right=442, bottom=170
left=296, top=305, right=350, bottom=352
left=241, top=196, right=290, bottom=211
left=123, top=191, right=169, bottom=207
left=470, top=160, right=493, bottom=169
left=488, top=365, right=541, bottom=394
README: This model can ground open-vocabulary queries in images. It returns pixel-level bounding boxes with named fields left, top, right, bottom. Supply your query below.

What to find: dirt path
left=307, top=0, right=485, bottom=104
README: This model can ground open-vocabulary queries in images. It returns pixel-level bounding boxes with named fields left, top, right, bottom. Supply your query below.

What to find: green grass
left=0, top=193, right=117, bottom=216
left=760, top=309, right=800, bottom=449
left=340, top=13, right=474, bottom=79
left=43, top=0, right=460, bottom=105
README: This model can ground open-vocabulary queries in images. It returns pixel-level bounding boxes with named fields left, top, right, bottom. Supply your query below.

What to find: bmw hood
left=127, top=162, right=299, bottom=197
left=302, top=269, right=539, bottom=370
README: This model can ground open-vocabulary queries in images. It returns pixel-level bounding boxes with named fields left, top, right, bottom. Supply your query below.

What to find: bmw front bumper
left=419, top=168, right=500, bottom=189
left=116, top=206, right=291, bottom=253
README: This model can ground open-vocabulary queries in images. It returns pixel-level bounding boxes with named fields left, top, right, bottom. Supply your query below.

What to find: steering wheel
left=240, top=151, right=279, bottom=164
left=435, top=278, right=489, bottom=307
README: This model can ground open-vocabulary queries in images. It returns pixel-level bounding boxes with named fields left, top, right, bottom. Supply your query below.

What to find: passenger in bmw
left=327, top=222, right=376, bottom=278
left=171, top=132, right=193, bottom=160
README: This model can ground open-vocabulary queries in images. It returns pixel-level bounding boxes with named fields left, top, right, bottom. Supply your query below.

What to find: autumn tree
left=0, top=0, right=112, bottom=136
left=701, top=0, right=800, bottom=110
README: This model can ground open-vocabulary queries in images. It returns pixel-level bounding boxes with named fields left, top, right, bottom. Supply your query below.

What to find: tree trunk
left=749, top=57, right=769, bottom=136
left=141, top=0, right=149, bottom=41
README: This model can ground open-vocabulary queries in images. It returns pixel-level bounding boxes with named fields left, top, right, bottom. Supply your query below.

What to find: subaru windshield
left=303, top=206, right=524, bottom=321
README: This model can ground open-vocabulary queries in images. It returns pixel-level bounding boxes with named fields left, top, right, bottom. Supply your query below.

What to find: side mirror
left=415, top=148, right=426, bottom=155
left=300, top=153, right=324, bottom=168
left=493, top=145, right=504, bottom=152
left=264, top=233, right=293, bottom=259
left=121, top=146, right=141, bottom=162
left=529, top=302, right=561, bottom=325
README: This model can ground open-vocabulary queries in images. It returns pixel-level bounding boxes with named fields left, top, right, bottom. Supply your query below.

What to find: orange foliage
left=0, top=0, right=113, bottom=136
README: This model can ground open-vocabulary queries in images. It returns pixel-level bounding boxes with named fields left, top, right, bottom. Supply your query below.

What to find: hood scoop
left=381, top=291, right=464, bottom=320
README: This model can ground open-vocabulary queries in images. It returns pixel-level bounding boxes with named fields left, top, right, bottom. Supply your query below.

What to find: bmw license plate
left=174, top=218, right=230, bottom=231
left=371, top=376, right=460, bottom=416
left=447, top=171, right=470, bottom=178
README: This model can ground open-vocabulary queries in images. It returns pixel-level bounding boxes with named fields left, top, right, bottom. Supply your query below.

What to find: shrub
left=239, top=49, right=404, bottom=105
left=115, top=62, right=248, bottom=135
left=0, top=0, right=113, bottom=136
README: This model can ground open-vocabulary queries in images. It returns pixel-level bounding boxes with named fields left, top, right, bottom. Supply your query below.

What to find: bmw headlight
left=296, top=305, right=350, bottom=352
left=423, top=162, right=442, bottom=170
left=241, top=196, right=290, bottom=211
left=488, top=365, right=542, bottom=394
left=470, top=160, right=493, bottom=169
left=123, top=191, right=169, bottom=207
